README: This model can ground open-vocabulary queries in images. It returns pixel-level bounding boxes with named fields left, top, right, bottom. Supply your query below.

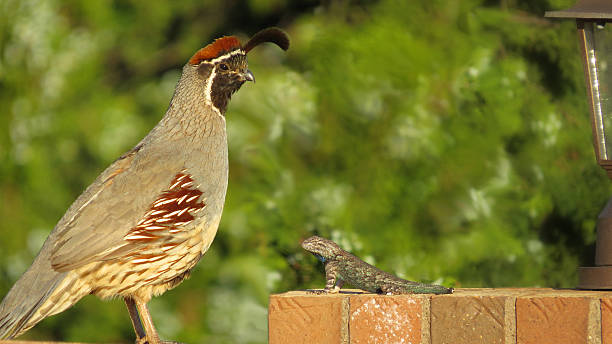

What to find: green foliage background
left=0, top=0, right=608, bottom=342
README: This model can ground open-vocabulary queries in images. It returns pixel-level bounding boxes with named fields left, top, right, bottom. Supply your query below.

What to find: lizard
left=301, top=235, right=453, bottom=295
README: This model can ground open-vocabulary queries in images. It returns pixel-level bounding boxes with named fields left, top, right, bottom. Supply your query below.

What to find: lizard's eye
left=219, top=63, right=229, bottom=71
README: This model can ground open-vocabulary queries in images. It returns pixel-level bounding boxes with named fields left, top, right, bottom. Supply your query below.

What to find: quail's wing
left=49, top=144, right=185, bottom=272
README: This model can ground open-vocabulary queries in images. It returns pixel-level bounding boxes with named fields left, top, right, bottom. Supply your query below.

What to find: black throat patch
left=210, top=72, right=244, bottom=114
left=196, top=51, right=248, bottom=115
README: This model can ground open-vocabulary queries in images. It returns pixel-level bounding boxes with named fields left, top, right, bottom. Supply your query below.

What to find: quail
left=0, top=27, right=289, bottom=344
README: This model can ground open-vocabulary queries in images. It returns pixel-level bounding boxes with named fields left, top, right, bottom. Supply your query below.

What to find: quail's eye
left=219, top=63, right=229, bottom=71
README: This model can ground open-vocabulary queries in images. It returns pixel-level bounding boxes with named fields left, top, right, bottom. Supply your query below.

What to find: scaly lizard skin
left=301, top=236, right=453, bottom=295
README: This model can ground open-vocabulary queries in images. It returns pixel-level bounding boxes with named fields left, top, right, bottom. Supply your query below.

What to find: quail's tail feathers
left=0, top=240, right=86, bottom=339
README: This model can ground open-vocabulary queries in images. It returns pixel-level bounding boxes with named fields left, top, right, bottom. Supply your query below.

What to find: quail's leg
left=124, top=298, right=147, bottom=343
left=125, top=297, right=183, bottom=344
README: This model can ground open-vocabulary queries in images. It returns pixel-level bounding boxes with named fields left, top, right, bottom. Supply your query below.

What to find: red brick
left=430, top=295, right=505, bottom=344
left=516, top=297, right=589, bottom=344
left=269, top=292, right=347, bottom=344
left=349, top=294, right=423, bottom=344
left=603, top=298, right=612, bottom=344
left=269, top=289, right=611, bottom=344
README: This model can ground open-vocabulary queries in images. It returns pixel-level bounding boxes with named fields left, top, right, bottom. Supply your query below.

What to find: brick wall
left=269, top=288, right=612, bottom=344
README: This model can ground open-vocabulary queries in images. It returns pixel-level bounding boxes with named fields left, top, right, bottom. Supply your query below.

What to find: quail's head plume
left=0, top=27, right=289, bottom=344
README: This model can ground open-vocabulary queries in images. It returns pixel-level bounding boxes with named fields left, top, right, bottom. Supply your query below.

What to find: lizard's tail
left=405, top=282, right=453, bottom=295
left=430, top=284, right=453, bottom=294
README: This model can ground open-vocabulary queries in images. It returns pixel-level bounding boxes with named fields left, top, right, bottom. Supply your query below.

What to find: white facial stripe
left=202, top=64, right=223, bottom=118
left=199, top=50, right=241, bottom=118
left=208, top=49, right=245, bottom=64
left=204, top=65, right=216, bottom=105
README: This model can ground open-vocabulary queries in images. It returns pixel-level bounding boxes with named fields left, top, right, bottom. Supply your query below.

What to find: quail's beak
left=242, top=69, right=255, bottom=83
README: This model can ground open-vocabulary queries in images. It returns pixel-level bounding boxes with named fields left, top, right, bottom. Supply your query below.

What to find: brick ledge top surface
left=274, top=287, right=612, bottom=298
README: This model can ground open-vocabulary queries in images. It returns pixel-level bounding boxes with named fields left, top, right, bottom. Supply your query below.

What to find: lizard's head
left=301, top=236, right=343, bottom=262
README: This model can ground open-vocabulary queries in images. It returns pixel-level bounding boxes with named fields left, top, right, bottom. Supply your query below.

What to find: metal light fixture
left=546, top=0, right=612, bottom=289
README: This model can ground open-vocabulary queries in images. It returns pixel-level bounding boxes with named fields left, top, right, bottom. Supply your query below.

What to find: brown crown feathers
left=189, top=27, right=290, bottom=65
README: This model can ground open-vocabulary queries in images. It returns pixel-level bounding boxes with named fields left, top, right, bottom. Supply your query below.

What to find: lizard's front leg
left=324, top=261, right=343, bottom=293
left=332, top=277, right=344, bottom=293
